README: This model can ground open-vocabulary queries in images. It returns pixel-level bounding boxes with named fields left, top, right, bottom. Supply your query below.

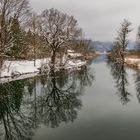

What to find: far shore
left=84, top=52, right=99, bottom=60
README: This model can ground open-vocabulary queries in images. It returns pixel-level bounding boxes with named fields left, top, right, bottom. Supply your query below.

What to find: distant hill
left=88, top=41, right=113, bottom=52
left=88, top=41, right=136, bottom=52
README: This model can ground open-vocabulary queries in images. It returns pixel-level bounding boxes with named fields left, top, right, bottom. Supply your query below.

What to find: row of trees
left=0, top=0, right=86, bottom=66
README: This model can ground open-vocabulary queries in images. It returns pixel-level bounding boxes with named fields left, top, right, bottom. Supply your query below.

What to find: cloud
left=30, top=0, right=140, bottom=41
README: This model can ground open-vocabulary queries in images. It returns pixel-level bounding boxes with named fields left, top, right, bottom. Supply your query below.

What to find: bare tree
left=0, top=0, right=30, bottom=56
left=108, top=19, right=132, bottom=105
left=39, top=8, right=82, bottom=68
left=110, top=19, right=132, bottom=62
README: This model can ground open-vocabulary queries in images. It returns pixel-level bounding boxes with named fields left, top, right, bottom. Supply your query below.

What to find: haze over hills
left=88, top=41, right=136, bottom=52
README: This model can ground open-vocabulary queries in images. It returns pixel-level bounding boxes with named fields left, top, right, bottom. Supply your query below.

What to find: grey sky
left=30, top=0, right=140, bottom=41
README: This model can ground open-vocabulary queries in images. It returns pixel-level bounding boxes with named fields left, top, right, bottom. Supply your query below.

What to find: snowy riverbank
left=0, top=58, right=86, bottom=79
left=125, top=57, right=140, bottom=68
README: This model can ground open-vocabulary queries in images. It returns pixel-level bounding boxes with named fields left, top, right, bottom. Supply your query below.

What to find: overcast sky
left=30, top=0, right=140, bottom=42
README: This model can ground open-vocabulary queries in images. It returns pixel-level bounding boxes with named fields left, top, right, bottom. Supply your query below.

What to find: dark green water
left=1, top=55, right=140, bottom=140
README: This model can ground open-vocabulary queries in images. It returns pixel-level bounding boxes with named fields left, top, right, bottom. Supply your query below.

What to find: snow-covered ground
left=64, top=60, right=86, bottom=69
left=0, top=58, right=50, bottom=78
left=0, top=73, right=39, bottom=84
left=0, top=54, right=86, bottom=81
left=125, top=57, right=140, bottom=67
left=67, top=50, right=82, bottom=58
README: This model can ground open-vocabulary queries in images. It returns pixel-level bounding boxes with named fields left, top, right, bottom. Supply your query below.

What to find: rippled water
left=0, top=55, right=140, bottom=140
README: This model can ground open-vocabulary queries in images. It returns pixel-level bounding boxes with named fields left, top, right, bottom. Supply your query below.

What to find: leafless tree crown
left=39, top=8, right=82, bottom=51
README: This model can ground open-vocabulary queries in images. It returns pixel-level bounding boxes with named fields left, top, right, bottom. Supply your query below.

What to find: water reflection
left=25, top=66, right=94, bottom=128
left=0, top=80, right=33, bottom=140
left=134, top=73, right=140, bottom=103
left=0, top=65, right=94, bottom=139
left=107, top=60, right=131, bottom=105
left=122, top=63, right=140, bottom=104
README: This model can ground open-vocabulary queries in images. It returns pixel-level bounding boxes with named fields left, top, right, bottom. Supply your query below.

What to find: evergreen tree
left=7, top=18, right=25, bottom=59
left=24, top=29, right=33, bottom=58
left=0, top=0, right=30, bottom=56
left=26, top=29, right=33, bottom=45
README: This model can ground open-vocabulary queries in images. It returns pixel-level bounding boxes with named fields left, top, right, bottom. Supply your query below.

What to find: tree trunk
left=51, top=50, right=56, bottom=70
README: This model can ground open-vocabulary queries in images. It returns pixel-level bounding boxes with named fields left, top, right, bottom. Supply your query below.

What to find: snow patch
left=125, top=57, right=140, bottom=68
left=0, top=56, right=86, bottom=80
left=67, top=50, right=82, bottom=58
left=0, top=58, right=50, bottom=78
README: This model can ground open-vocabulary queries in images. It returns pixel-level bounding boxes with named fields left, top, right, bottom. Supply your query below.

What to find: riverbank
left=125, top=55, right=140, bottom=69
left=0, top=50, right=99, bottom=83
left=0, top=58, right=87, bottom=78
left=84, top=52, right=99, bottom=60
left=107, top=53, right=140, bottom=69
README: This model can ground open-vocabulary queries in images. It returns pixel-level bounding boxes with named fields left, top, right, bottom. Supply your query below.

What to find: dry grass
left=125, top=53, right=140, bottom=59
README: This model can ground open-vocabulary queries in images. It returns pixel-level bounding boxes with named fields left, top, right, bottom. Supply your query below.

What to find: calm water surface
left=1, top=55, right=140, bottom=140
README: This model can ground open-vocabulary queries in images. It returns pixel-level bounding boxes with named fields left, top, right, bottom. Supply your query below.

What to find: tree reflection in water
left=0, top=80, right=33, bottom=140
left=134, top=73, right=140, bottom=103
left=25, top=65, right=94, bottom=128
left=107, top=60, right=131, bottom=105
left=0, top=64, right=94, bottom=139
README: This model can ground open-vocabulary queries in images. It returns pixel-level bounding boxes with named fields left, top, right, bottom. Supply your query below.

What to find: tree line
left=0, top=0, right=87, bottom=66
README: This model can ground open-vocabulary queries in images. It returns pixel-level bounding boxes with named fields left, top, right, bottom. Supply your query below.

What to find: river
left=0, top=55, right=140, bottom=140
